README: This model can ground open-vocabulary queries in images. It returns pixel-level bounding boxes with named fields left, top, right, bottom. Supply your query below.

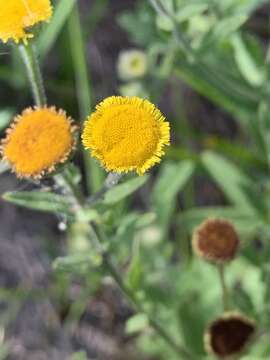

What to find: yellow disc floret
left=0, top=0, right=52, bottom=43
left=82, top=96, right=170, bottom=175
left=1, top=107, right=76, bottom=179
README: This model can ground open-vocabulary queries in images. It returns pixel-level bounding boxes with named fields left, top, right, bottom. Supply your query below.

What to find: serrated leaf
left=3, top=191, right=74, bottom=215
left=102, top=176, right=149, bottom=205
left=152, top=161, right=195, bottom=236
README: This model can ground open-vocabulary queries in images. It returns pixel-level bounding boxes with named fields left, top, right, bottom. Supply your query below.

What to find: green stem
left=218, top=264, right=229, bottom=311
left=90, top=226, right=194, bottom=360
left=17, top=25, right=193, bottom=360
left=105, top=257, right=194, bottom=359
left=18, top=44, right=47, bottom=107
left=68, top=3, right=104, bottom=193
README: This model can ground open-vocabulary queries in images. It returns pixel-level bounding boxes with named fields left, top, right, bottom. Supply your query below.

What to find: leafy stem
left=18, top=39, right=194, bottom=360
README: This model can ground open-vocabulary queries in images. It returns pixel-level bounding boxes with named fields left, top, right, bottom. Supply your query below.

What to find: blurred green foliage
left=1, top=0, right=270, bottom=359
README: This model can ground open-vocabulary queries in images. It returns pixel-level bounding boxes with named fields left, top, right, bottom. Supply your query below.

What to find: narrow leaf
left=102, top=176, right=149, bottom=205
left=152, top=161, right=195, bottom=235
left=231, top=33, right=265, bottom=86
left=3, top=191, right=74, bottom=215
left=201, top=151, right=257, bottom=212
left=38, top=0, right=77, bottom=59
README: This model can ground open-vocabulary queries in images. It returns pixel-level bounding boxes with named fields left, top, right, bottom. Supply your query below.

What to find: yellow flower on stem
left=82, top=96, right=170, bottom=175
left=0, top=0, right=52, bottom=44
left=1, top=107, right=77, bottom=179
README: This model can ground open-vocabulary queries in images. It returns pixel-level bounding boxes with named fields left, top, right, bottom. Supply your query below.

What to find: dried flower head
left=204, top=312, right=256, bottom=358
left=1, top=107, right=76, bottom=179
left=192, top=218, right=239, bottom=263
left=0, top=0, right=52, bottom=43
left=82, top=96, right=170, bottom=175
left=117, top=49, right=148, bottom=80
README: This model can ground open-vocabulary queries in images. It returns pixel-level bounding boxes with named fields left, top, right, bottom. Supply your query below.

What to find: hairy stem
left=18, top=43, right=47, bottom=107
left=17, top=34, right=194, bottom=360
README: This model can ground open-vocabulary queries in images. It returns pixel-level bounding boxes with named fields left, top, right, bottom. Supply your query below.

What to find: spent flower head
left=117, top=49, right=148, bottom=80
left=1, top=107, right=77, bottom=179
left=0, top=0, right=52, bottom=43
left=82, top=96, right=170, bottom=175
left=204, top=312, right=256, bottom=358
left=192, top=218, right=239, bottom=263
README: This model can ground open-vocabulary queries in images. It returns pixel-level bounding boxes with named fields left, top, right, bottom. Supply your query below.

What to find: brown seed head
left=204, top=312, right=256, bottom=358
left=192, top=218, right=239, bottom=263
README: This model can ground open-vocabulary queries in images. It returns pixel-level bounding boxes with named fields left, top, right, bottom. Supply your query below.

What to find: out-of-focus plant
left=116, top=0, right=270, bottom=358
left=1, top=0, right=270, bottom=359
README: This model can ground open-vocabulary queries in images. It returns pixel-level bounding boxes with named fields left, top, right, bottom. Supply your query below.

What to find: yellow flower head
left=82, top=96, right=170, bottom=175
left=1, top=107, right=77, bottom=179
left=0, top=0, right=52, bottom=43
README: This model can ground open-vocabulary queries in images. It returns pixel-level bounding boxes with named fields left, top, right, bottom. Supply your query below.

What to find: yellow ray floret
left=82, top=96, right=170, bottom=175
left=1, top=107, right=77, bottom=179
left=0, top=0, right=52, bottom=43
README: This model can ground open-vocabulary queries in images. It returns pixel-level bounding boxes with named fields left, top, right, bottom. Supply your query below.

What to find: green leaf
left=117, top=4, right=157, bottom=46
left=231, top=33, right=265, bottom=86
left=126, top=244, right=144, bottom=291
left=62, top=163, right=82, bottom=186
left=102, top=176, right=149, bottom=205
left=222, top=0, right=269, bottom=16
left=37, top=0, right=77, bottom=59
left=3, top=191, right=73, bottom=215
left=152, top=161, right=195, bottom=235
left=126, top=313, right=149, bottom=334
left=200, top=15, right=247, bottom=51
left=175, top=60, right=258, bottom=123
left=53, top=253, right=102, bottom=273
left=201, top=151, right=256, bottom=211
left=178, top=294, right=206, bottom=356
left=179, top=206, right=262, bottom=235
left=176, top=3, right=209, bottom=23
